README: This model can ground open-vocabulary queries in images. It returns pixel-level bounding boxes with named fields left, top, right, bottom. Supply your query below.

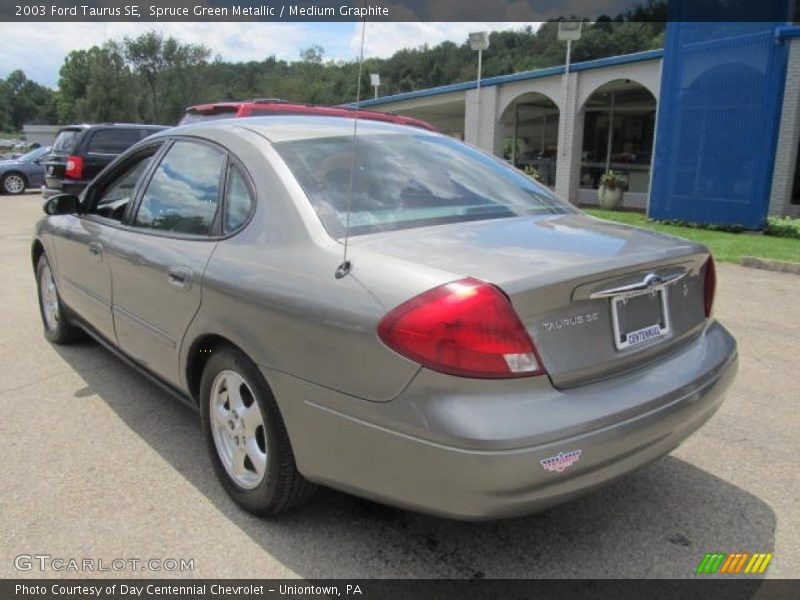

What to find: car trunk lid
left=352, top=213, right=711, bottom=388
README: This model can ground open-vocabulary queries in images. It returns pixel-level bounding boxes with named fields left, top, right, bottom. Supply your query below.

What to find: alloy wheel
left=39, top=264, right=60, bottom=331
left=209, top=370, right=268, bottom=489
left=4, top=174, right=25, bottom=194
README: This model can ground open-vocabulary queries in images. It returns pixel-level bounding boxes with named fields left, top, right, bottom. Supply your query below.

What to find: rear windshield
left=179, top=108, right=238, bottom=125
left=274, top=133, right=573, bottom=237
left=52, top=129, right=81, bottom=153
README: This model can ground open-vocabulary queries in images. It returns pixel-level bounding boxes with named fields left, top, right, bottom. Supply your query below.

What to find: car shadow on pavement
left=54, top=341, right=776, bottom=579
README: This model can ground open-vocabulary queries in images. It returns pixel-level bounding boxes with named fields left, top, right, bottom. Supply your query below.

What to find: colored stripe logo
left=696, top=552, right=773, bottom=574
left=540, top=450, right=582, bottom=472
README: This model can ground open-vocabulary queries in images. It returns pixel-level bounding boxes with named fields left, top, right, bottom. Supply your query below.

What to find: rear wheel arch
left=198, top=343, right=317, bottom=515
left=31, top=239, right=45, bottom=273
left=185, top=334, right=251, bottom=403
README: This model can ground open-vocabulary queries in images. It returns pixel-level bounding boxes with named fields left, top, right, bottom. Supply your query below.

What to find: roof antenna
left=335, top=13, right=367, bottom=280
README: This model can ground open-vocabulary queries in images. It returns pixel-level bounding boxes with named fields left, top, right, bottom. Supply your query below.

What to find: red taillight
left=377, top=278, right=546, bottom=379
left=65, top=155, right=83, bottom=179
left=704, top=256, right=716, bottom=318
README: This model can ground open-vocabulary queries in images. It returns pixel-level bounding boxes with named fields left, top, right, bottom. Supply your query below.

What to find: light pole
left=557, top=21, right=582, bottom=188
left=469, top=31, right=490, bottom=145
left=370, top=73, right=380, bottom=100
left=557, top=21, right=582, bottom=107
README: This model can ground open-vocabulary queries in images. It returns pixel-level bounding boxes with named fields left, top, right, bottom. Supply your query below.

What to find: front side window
left=133, top=141, right=224, bottom=235
left=91, top=153, right=156, bottom=221
left=274, top=133, right=572, bottom=238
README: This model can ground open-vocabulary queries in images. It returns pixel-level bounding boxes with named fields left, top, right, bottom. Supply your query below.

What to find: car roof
left=161, top=115, right=440, bottom=144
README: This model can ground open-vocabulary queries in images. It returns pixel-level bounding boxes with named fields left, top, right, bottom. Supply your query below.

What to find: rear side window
left=224, top=166, right=254, bottom=233
left=52, top=129, right=81, bottom=153
left=87, top=129, right=146, bottom=154
left=133, top=141, right=225, bottom=235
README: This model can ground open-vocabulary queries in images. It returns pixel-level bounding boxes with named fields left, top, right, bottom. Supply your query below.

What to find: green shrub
left=654, top=219, right=745, bottom=233
left=765, top=217, right=800, bottom=240
left=523, top=165, right=543, bottom=182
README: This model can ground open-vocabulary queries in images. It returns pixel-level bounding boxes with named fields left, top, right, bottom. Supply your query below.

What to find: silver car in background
left=32, top=117, right=737, bottom=519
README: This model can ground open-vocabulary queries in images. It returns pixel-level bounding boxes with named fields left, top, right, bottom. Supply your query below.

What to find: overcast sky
left=0, top=22, right=537, bottom=88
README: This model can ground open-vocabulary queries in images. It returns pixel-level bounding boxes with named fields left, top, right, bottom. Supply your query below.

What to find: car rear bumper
left=266, top=321, right=738, bottom=520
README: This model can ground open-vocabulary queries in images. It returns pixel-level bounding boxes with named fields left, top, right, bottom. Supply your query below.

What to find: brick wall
left=465, top=86, right=502, bottom=155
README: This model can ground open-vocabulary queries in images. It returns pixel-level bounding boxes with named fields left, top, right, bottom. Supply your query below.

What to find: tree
left=123, top=31, right=165, bottom=122
left=56, top=44, right=137, bottom=123
left=0, top=79, right=13, bottom=131
left=1, top=70, right=57, bottom=129
left=300, top=45, right=324, bottom=64
left=123, top=30, right=210, bottom=123
left=58, top=48, right=96, bottom=122
left=39, top=5, right=666, bottom=129
left=82, top=42, right=137, bottom=122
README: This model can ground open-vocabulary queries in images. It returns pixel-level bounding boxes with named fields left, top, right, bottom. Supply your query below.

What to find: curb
left=740, top=256, right=800, bottom=275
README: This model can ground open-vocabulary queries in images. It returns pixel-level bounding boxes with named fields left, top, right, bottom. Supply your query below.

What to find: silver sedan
left=32, top=118, right=737, bottom=519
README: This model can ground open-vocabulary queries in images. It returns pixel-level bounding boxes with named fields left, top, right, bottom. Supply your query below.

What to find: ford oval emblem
left=643, top=273, right=663, bottom=289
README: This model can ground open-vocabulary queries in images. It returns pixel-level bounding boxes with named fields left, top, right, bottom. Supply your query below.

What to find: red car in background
left=178, top=99, right=437, bottom=131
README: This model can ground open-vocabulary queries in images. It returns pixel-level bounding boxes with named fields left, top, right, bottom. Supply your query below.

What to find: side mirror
left=44, top=194, right=80, bottom=216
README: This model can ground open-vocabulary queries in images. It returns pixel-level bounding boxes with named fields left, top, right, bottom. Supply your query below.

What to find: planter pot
left=597, top=185, right=623, bottom=210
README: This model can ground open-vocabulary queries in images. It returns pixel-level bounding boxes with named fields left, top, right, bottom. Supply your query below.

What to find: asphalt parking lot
left=0, top=193, right=797, bottom=579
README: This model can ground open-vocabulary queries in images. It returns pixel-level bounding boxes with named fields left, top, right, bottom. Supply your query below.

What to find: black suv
left=43, top=124, right=168, bottom=198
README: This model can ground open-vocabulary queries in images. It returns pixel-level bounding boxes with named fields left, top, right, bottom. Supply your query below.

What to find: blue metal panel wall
left=650, top=18, right=792, bottom=229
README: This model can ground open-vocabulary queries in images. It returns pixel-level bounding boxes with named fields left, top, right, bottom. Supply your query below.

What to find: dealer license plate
left=610, top=288, right=670, bottom=350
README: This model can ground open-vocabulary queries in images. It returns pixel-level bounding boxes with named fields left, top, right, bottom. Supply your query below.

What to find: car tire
left=1, top=172, right=27, bottom=195
left=200, top=346, right=317, bottom=516
left=36, top=254, right=83, bottom=344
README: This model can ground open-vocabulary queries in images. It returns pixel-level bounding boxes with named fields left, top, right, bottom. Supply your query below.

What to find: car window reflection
left=134, top=142, right=224, bottom=235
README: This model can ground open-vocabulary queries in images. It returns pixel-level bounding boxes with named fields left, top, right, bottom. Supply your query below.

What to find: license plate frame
left=610, top=287, right=671, bottom=351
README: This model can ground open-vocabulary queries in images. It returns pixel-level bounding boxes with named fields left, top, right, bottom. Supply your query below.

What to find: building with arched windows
left=357, top=21, right=800, bottom=228
left=356, top=50, right=667, bottom=211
